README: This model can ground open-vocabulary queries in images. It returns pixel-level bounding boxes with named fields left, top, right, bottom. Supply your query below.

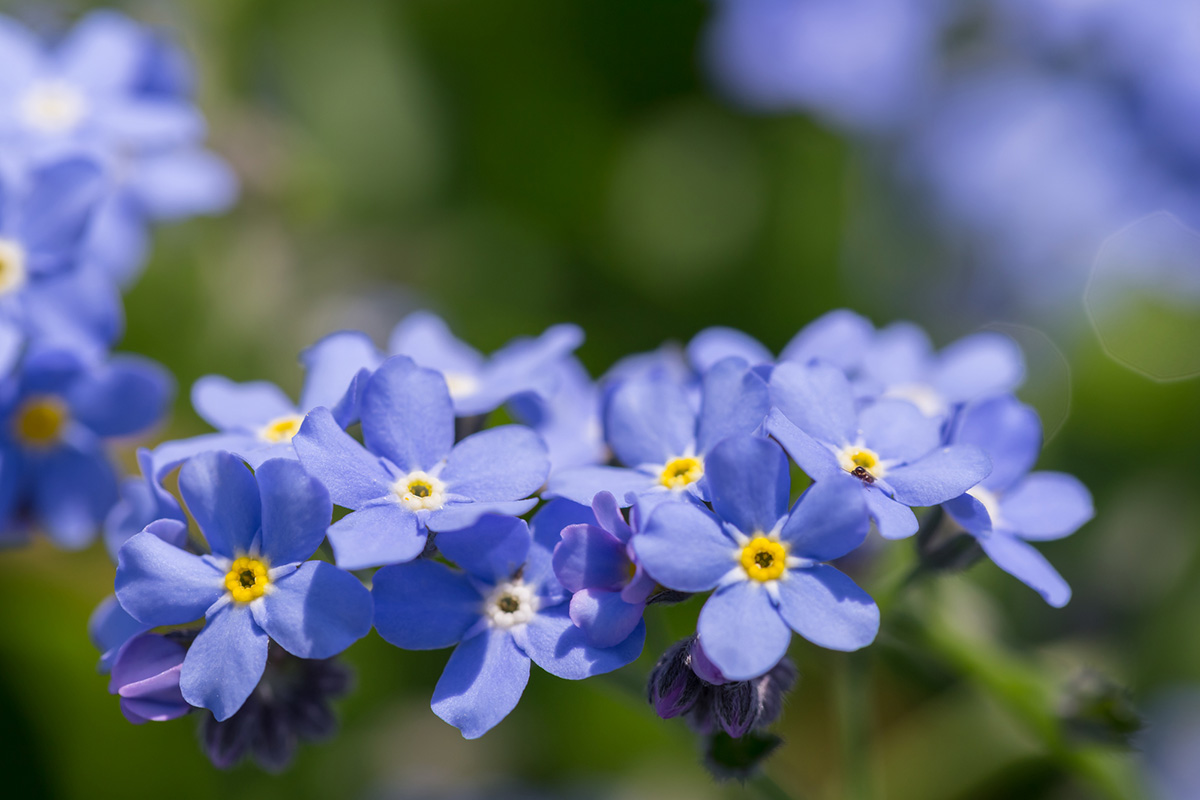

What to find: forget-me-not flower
left=115, top=452, right=373, bottom=721
left=943, top=394, right=1093, bottom=607
left=372, top=510, right=645, bottom=739
left=634, top=435, right=878, bottom=681
left=686, top=308, right=875, bottom=376
left=294, top=354, right=549, bottom=569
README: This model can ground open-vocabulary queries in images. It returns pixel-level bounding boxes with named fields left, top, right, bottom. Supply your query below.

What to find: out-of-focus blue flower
left=108, top=632, right=190, bottom=725
left=547, top=356, right=769, bottom=508
left=0, top=11, right=237, bottom=285
left=943, top=395, right=1092, bottom=607
left=372, top=511, right=645, bottom=739
left=293, top=355, right=549, bottom=570
left=551, top=492, right=657, bottom=648
left=634, top=435, right=878, bottom=680
left=705, top=0, right=943, bottom=130
left=686, top=309, right=875, bottom=376
left=114, top=452, right=373, bottom=721
left=508, top=356, right=607, bottom=476
left=0, top=347, right=171, bottom=548
left=386, top=311, right=584, bottom=417
left=104, top=446, right=186, bottom=559
left=768, top=362, right=991, bottom=539
left=0, top=155, right=108, bottom=357
left=856, top=322, right=1025, bottom=418
left=166, top=330, right=378, bottom=470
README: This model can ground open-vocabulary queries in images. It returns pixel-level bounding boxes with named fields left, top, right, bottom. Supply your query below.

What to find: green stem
left=838, top=651, right=876, bottom=800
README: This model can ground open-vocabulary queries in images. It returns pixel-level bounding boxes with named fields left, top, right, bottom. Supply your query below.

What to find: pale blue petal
left=858, top=399, right=942, bottom=464
left=999, top=472, right=1093, bottom=541
left=67, top=356, right=172, bottom=437
left=431, top=629, right=530, bottom=739
left=257, top=458, right=331, bottom=565
left=687, top=327, right=773, bottom=372
left=388, top=311, right=484, bottom=376
left=953, top=395, right=1042, bottom=493
left=115, top=532, right=224, bottom=626
left=779, top=309, right=874, bottom=371
left=293, top=407, right=392, bottom=509
left=553, top=524, right=628, bottom=593
left=361, top=355, right=454, bottom=472
left=776, top=566, right=880, bottom=651
left=769, top=361, right=857, bottom=446
left=568, top=589, right=646, bottom=649
left=694, top=357, right=770, bottom=455
left=191, top=376, right=294, bottom=433
left=633, top=501, right=735, bottom=592
left=605, top=373, right=696, bottom=468
left=326, top=501, right=424, bottom=570
left=863, top=322, right=933, bottom=388
left=934, top=332, right=1025, bottom=404
left=886, top=445, right=992, bottom=508
left=979, top=533, right=1071, bottom=607
left=697, top=581, right=791, bottom=681
left=943, top=493, right=992, bottom=536
left=544, top=465, right=656, bottom=506
left=765, top=409, right=842, bottom=480
left=516, top=604, right=644, bottom=679
left=298, top=330, right=380, bottom=415
left=435, top=515, right=531, bottom=584
left=425, top=499, right=539, bottom=533
left=865, top=488, right=919, bottom=540
left=526, top=498, right=599, bottom=588
left=32, top=447, right=116, bottom=549
left=373, top=560, right=482, bottom=650
left=254, top=561, right=372, bottom=658
left=179, top=605, right=269, bottom=721
left=439, top=425, right=548, bottom=502
left=178, top=450, right=261, bottom=558
left=780, top=476, right=869, bottom=560
left=706, top=435, right=789, bottom=535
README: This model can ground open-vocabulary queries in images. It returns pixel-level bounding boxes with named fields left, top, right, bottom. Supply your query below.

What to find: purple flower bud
left=109, top=633, right=190, bottom=725
left=647, top=638, right=704, bottom=719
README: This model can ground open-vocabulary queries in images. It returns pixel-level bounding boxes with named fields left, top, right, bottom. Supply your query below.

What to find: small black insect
left=851, top=466, right=876, bottom=485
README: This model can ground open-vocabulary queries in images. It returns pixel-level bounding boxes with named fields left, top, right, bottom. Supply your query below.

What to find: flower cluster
left=705, top=0, right=1200, bottom=308
left=0, top=11, right=235, bottom=550
left=96, top=307, right=1093, bottom=770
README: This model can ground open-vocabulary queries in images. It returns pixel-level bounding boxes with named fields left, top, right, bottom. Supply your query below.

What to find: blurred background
left=2, top=1, right=1200, bottom=798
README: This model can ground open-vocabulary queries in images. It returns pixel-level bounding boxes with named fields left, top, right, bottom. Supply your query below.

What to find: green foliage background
left=2, top=2, right=1198, bottom=798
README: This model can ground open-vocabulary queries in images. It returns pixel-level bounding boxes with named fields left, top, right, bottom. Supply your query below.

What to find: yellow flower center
left=260, top=414, right=305, bottom=443
left=837, top=446, right=884, bottom=482
left=224, top=556, right=271, bottom=603
left=13, top=396, right=69, bottom=448
left=660, top=456, right=704, bottom=490
left=0, top=239, right=28, bottom=296
left=740, top=536, right=788, bottom=582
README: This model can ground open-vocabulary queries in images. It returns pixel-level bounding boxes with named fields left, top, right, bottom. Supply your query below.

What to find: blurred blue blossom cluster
left=92, top=307, right=1093, bottom=770
left=0, top=11, right=234, bottom=550
left=705, top=0, right=1200, bottom=307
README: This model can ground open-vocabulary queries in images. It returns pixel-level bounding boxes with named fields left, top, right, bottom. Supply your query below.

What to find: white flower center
left=443, top=371, right=481, bottom=400
left=20, top=80, right=88, bottom=134
left=391, top=470, right=447, bottom=512
left=967, top=485, right=1003, bottom=527
left=0, top=239, right=28, bottom=296
left=483, top=579, right=538, bottom=629
left=883, top=382, right=948, bottom=418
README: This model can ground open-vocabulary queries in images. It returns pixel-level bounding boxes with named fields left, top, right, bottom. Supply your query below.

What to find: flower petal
left=373, top=559, right=482, bottom=650
left=694, top=357, right=770, bottom=455
left=388, top=311, right=484, bottom=377
left=440, top=425, right=548, bottom=502
left=361, top=355, right=454, bottom=472
left=178, top=450, right=262, bottom=559
left=526, top=498, right=599, bottom=587
left=687, top=327, right=773, bottom=372
left=257, top=458, right=331, bottom=565
left=858, top=399, right=942, bottom=464
left=544, top=465, right=656, bottom=506
left=190, top=376, right=294, bottom=433
left=706, top=435, right=790, bottom=537
left=979, top=533, right=1071, bottom=608
left=765, top=409, right=842, bottom=479
left=553, top=524, right=628, bottom=593
left=568, top=589, right=646, bottom=649
left=431, top=629, right=530, bottom=739
left=934, top=332, right=1024, bottom=405
left=953, top=395, right=1042, bottom=493
left=435, top=515, right=531, bottom=584
left=998, top=472, right=1093, bottom=541
left=180, top=605, right=269, bottom=721
left=425, top=499, right=539, bottom=534
left=254, top=561, right=372, bottom=658
left=697, top=581, right=791, bottom=681
left=67, top=355, right=172, bottom=437
left=885, top=445, right=992, bottom=508
left=115, top=531, right=224, bottom=626
left=516, top=604, right=644, bottom=679
left=605, top=373, right=696, bottom=468
left=32, top=446, right=116, bottom=549
left=633, top=501, right=736, bottom=592
left=326, top=500, right=424, bottom=571
left=775, top=566, right=880, bottom=651
left=293, top=407, right=393, bottom=509
left=780, top=475, right=869, bottom=559
left=298, top=330, right=380, bottom=422
left=779, top=309, right=874, bottom=371
left=865, top=488, right=919, bottom=540
left=769, top=361, right=857, bottom=447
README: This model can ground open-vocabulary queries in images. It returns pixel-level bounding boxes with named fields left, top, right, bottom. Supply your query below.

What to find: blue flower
left=856, top=322, right=1026, bottom=419
left=508, top=356, right=608, bottom=476
left=104, top=446, right=186, bottom=560
left=293, top=355, right=550, bottom=570
left=550, top=492, right=657, bottom=648
left=0, top=347, right=171, bottom=547
left=372, top=510, right=645, bottom=739
left=547, top=356, right=769, bottom=508
left=0, top=11, right=237, bottom=285
left=943, top=395, right=1093, bottom=607
left=633, top=435, right=878, bottom=680
left=768, top=362, right=991, bottom=539
left=168, top=330, right=378, bottom=469
left=386, top=311, right=584, bottom=417
left=0, top=155, right=108, bottom=357
left=114, top=452, right=373, bottom=721
left=686, top=309, right=875, bottom=375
